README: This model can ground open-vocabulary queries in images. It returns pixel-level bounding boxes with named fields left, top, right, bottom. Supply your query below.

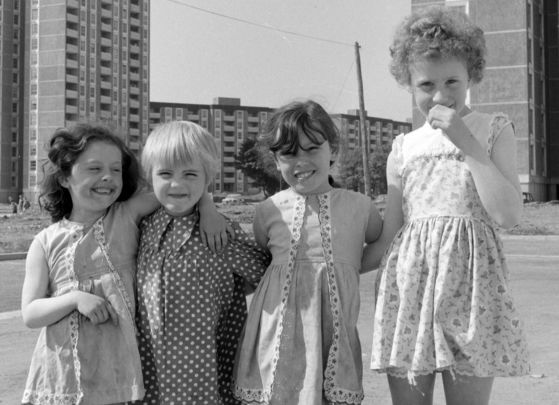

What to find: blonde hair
left=141, top=121, right=219, bottom=185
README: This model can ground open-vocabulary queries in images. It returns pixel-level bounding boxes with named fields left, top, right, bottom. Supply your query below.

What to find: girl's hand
left=199, top=211, right=235, bottom=253
left=73, top=291, right=118, bottom=325
left=198, top=192, right=235, bottom=253
left=428, top=105, right=475, bottom=154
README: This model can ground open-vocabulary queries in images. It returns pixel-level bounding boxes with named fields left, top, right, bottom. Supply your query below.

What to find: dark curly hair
left=389, top=6, right=486, bottom=88
left=39, top=123, right=142, bottom=222
left=260, top=100, right=339, bottom=165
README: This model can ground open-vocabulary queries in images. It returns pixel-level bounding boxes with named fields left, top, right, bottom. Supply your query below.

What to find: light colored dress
left=234, top=188, right=376, bottom=405
left=22, top=203, right=144, bottom=404
left=371, top=112, right=530, bottom=379
left=135, top=208, right=270, bottom=404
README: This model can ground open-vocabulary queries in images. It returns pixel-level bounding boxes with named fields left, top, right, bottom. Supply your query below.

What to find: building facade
left=0, top=0, right=150, bottom=202
left=150, top=99, right=411, bottom=195
left=332, top=110, right=412, bottom=156
left=411, top=0, right=558, bottom=201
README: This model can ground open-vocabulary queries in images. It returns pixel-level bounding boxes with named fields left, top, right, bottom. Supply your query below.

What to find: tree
left=235, top=137, right=282, bottom=197
left=337, top=143, right=391, bottom=196
left=337, top=148, right=364, bottom=192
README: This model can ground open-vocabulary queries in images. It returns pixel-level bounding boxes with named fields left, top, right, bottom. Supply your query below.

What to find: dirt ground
left=1, top=235, right=558, bottom=404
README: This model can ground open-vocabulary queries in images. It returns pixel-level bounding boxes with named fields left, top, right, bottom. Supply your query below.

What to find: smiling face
left=151, top=158, right=207, bottom=217
left=60, top=141, right=123, bottom=223
left=274, top=130, right=333, bottom=195
left=410, top=56, right=471, bottom=118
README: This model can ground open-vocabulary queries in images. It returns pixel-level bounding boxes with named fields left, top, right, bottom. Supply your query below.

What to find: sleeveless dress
left=22, top=203, right=144, bottom=404
left=370, top=112, right=530, bottom=379
left=233, top=188, right=375, bottom=405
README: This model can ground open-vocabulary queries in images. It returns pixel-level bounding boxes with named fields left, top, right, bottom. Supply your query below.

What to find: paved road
left=1, top=236, right=558, bottom=404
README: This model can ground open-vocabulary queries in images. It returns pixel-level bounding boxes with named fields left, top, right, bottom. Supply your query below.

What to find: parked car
left=221, top=193, right=245, bottom=205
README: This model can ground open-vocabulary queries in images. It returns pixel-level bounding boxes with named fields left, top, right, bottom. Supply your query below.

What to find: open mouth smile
left=294, top=170, right=314, bottom=181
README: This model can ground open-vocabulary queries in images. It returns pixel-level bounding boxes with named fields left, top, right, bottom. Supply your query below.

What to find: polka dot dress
left=135, top=208, right=269, bottom=404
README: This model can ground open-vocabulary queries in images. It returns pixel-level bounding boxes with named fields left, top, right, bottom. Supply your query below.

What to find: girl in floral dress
left=362, top=6, right=530, bottom=405
left=135, top=121, right=270, bottom=404
left=233, top=100, right=383, bottom=404
left=21, top=123, right=228, bottom=404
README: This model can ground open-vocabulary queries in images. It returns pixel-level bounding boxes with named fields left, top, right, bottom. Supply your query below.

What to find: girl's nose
left=432, top=89, right=448, bottom=104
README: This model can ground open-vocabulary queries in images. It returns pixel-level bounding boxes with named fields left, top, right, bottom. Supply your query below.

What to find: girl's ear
left=58, top=176, right=69, bottom=189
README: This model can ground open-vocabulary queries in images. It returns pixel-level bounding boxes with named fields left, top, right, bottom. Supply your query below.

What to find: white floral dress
left=234, top=188, right=376, bottom=405
left=371, top=112, right=530, bottom=379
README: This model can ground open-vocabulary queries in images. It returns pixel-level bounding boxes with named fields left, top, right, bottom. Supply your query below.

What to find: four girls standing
left=20, top=5, right=530, bottom=405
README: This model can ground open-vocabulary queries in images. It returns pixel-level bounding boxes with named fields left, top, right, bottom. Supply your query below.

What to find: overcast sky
left=150, top=0, right=412, bottom=122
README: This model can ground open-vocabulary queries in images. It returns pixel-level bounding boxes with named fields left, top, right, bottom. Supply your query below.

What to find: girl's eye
left=419, top=82, right=433, bottom=91
left=156, top=171, right=172, bottom=177
left=89, top=167, right=100, bottom=172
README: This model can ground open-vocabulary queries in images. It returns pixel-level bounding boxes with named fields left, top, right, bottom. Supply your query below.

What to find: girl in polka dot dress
left=135, top=121, right=271, bottom=404
left=20, top=123, right=228, bottom=405
left=233, top=100, right=383, bottom=405
left=362, top=7, right=530, bottom=405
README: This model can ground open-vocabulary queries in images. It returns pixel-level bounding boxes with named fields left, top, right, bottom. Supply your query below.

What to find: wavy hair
left=39, top=123, right=141, bottom=222
left=389, top=6, right=486, bottom=88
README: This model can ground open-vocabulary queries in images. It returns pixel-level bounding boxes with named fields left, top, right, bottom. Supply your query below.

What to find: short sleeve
left=488, top=113, right=514, bottom=157
left=389, top=134, right=405, bottom=177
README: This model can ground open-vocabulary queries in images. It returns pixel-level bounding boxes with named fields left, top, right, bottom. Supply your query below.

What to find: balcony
left=66, top=105, right=78, bottom=114
left=66, top=59, right=78, bottom=69
left=67, top=12, right=79, bottom=24
left=130, top=3, right=141, bottom=13
left=66, top=74, right=78, bottom=83
left=100, top=95, right=111, bottom=105
left=66, top=27, right=78, bottom=38
left=66, top=43, right=78, bottom=54
left=99, top=110, right=111, bottom=119
left=100, top=66, right=111, bottom=75
left=66, top=89, right=78, bottom=99
left=101, top=8, right=112, bottom=19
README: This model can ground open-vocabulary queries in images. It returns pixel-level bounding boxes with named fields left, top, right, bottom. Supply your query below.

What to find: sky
left=150, top=0, right=413, bottom=122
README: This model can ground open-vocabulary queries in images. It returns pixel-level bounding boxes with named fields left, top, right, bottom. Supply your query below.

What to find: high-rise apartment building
left=0, top=0, right=150, bottom=202
left=150, top=98, right=411, bottom=195
left=411, top=0, right=558, bottom=201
